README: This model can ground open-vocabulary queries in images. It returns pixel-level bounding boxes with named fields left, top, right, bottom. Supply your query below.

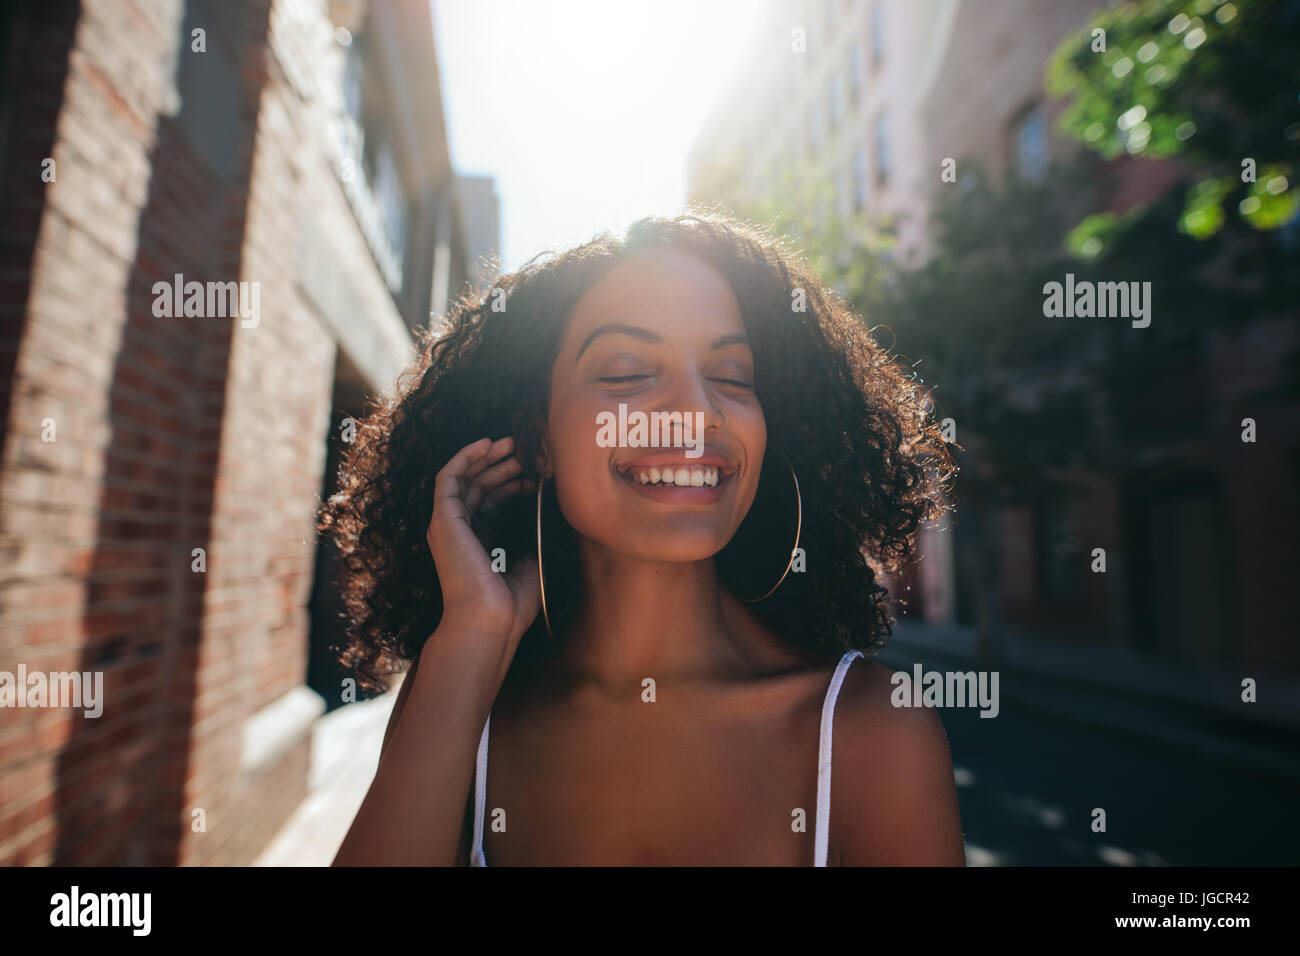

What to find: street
left=900, top=660, right=1300, bottom=866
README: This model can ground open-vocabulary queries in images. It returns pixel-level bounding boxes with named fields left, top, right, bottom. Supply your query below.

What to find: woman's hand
left=335, top=436, right=539, bottom=867
left=427, top=435, right=542, bottom=657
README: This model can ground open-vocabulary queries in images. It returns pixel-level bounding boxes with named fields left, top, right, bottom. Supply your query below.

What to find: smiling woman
left=321, top=210, right=965, bottom=866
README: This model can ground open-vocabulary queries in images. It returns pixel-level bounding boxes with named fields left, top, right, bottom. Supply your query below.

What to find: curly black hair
left=317, top=209, right=956, bottom=694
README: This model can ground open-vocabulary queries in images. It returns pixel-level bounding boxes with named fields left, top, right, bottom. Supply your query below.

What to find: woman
left=326, top=211, right=965, bottom=865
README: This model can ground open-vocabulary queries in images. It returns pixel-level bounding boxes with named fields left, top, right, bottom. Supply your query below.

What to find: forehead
left=560, top=249, right=746, bottom=352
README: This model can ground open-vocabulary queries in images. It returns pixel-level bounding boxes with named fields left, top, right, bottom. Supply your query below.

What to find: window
left=869, top=2, right=885, bottom=66
left=828, top=75, right=843, bottom=129
left=334, top=21, right=407, bottom=292
left=849, top=42, right=865, bottom=103
left=873, top=113, right=890, bottom=185
left=853, top=145, right=870, bottom=211
left=1037, top=490, right=1083, bottom=600
left=373, top=145, right=407, bottom=283
left=1012, top=104, right=1049, bottom=183
left=175, top=2, right=240, bottom=181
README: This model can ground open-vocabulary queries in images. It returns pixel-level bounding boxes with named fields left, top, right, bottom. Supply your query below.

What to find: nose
left=655, top=366, right=727, bottom=435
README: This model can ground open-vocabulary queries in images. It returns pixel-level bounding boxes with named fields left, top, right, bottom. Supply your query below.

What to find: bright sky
left=431, top=0, right=766, bottom=273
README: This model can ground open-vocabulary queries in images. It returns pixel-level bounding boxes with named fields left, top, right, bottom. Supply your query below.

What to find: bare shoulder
left=831, top=658, right=953, bottom=778
left=827, top=655, right=967, bottom=866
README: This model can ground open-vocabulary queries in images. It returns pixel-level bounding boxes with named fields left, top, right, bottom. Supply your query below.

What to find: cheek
left=548, top=404, right=618, bottom=526
left=737, top=404, right=767, bottom=462
left=748, top=410, right=767, bottom=453
left=550, top=401, right=605, bottom=474
left=733, top=406, right=767, bottom=507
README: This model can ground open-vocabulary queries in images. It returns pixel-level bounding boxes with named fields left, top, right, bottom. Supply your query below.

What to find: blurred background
left=0, top=0, right=1296, bottom=866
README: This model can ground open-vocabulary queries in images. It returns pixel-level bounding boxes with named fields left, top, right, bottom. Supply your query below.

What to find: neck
left=552, top=538, right=762, bottom=693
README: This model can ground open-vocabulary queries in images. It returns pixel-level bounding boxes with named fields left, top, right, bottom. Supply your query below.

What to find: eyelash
left=599, top=374, right=754, bottom=388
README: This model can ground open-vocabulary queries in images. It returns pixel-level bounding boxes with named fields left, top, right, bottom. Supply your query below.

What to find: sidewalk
left=253, top=686, right=398, bottom=866
left=881, top=619, right=1300, bottom=785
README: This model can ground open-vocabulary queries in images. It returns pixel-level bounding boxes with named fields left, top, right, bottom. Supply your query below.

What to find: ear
left=531, top=417, right=552, bottom=477
left=512, top=413, right=553, bottom=477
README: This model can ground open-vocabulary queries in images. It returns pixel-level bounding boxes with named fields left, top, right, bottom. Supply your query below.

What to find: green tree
left=1049, top=0, right=1299, bottom=239
left=1048, top=0, right=1300, bottom=398
left=689, top=148, right=895, bottom=311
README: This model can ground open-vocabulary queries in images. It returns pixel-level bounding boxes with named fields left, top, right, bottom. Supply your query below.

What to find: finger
left=475, top=473, right=535, bottom=513
left=433, top=436, right=500, bottom=504
left=460, top=436, right=517, bottom=489
left=464, top=455, right=525, bottom=512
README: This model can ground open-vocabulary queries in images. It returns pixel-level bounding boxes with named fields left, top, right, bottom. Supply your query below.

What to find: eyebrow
left=574, top=323, right=751, bottom=363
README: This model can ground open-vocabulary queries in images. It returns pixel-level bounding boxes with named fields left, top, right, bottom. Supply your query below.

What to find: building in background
left=0, top=0, right=469, bottom=865
left=688, top=0, right=1300, bottom=719
left=456, top=173, right=502, bottom=296
left=689, top=0, right=1102, bottom=263
left=691, top=0, right=943, bottom=264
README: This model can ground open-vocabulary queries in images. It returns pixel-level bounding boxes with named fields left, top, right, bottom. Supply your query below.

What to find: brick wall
left=0, top=0, right=431, bottom=865
left=2, top=0, right=200, bottom=866
left=0, top=0, right=288, bottom=865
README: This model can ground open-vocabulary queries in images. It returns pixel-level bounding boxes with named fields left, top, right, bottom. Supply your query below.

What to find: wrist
left=436, top=609, right=511, bottom=645
left=429, top=613, right=514, bottom=687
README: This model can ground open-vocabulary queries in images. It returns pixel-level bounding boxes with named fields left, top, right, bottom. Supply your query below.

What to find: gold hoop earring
left=736, top=450, right=801, bottom=603
left=536, top=453, right=801, bottom=640
left=536, top=474, right=556, bottom=641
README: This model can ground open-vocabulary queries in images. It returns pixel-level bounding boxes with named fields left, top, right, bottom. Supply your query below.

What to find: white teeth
left=624, top=465, right=722, bottom=487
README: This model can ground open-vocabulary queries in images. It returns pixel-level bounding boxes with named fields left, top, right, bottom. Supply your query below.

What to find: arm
left=333, top=622, right=504, bottom=866
left=832, top=660, right=967, bottom=866
left=331, top=434, right=541, bottom=866
left=379, top=652, right=419, bottom=763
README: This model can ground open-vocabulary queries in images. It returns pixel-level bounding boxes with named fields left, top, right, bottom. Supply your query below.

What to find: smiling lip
left=614, top=448, right=736, bottom=476
left=612, top=450, right=736, bottom=504
left=615, top=466, right=732, bottom=503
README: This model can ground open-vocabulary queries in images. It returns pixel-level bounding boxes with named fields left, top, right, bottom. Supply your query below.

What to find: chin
left=581, top=522, right=731, bottom=565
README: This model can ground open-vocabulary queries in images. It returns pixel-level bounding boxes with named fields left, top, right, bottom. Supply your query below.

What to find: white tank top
left=469, top=649, right=863, bottom=866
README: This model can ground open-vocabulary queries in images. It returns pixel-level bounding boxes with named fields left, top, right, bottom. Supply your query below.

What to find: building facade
left=456, top=173, right=502, bottom=297
left=0, top=0, right=469, bottom=865
left=688, top=0, right=1300, bottom=715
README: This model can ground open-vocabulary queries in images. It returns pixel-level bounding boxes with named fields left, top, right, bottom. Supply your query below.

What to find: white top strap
left=469, top=713, right=490, bottom=866
left=814, top=650, right=863, bottom=867
left=472, top=651, right=862, bottom=867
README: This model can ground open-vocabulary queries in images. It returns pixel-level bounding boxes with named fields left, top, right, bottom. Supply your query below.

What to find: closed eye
left=599, top=374, right=752, bottom=387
